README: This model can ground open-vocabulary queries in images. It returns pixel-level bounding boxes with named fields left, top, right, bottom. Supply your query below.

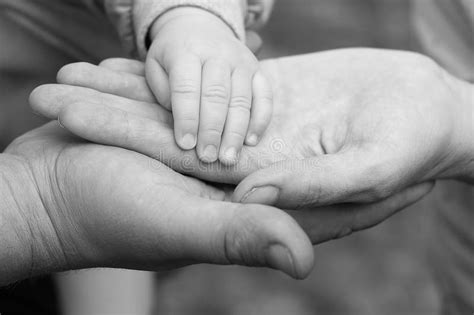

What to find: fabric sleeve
left=245, top=0, right=274, bottom=30
left=102, top=0, right=247, bottom=59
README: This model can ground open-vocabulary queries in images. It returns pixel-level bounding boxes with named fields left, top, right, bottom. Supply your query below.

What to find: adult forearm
left=0, top=154, right=64, bottom=285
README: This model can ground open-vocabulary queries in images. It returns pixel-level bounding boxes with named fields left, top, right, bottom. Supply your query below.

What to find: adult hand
left=32, top=49, right=469, bottom=204
left=1, top=122, right=315, bottom=285
left=52, top=48, right=473, bottom=207
left=233, top=49, right=473, bottom=207
left=30, top=50, right=439, bottom=246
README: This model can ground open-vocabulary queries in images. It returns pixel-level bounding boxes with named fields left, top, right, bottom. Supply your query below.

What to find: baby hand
left=146, top=7, right=272, bottom=164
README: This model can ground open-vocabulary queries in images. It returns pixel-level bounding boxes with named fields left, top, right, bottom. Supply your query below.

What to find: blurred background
left=150, top=1, right=440, bottom=315
left=0, top=0, right=442, bottom=314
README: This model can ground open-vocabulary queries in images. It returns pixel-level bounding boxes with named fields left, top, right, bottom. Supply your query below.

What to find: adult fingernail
left=241, top=186, right=280, bottom=205
left=265, top=244, right=297, bottom=278
left=180, top=133, right=196, bottom=150
left=246, top=134, right=258, bottom=146
left=201, top=145, right=218, bottom=163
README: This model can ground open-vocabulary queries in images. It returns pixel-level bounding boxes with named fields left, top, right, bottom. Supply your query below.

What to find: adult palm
left=4, top=122, right=315, bottom=282
left=30, top=49, right=452, bottom=248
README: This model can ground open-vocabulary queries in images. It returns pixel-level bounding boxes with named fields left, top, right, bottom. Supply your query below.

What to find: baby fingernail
left=201, top=145, right=218, bottom=163
left=180, top=133, right=196, bottom=150
left=265, top=244, right=297, bottom=278
left=223, top=147, right=238, bottom=163
left=241, top=185, right=280, bottom=205
left=246, top=134, right=258, bottom=146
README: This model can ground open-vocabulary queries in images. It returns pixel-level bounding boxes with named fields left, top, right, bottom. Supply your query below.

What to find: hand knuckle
left=202, top=85, right=228, bottom=103
left=178, top=115, right=199, bottom=125
left=201, top=125, right=224, bottom=136
left=258, top=92, right=273, bottom=103
left=354, top=164, right=394, bottom=202
left=230, top=96, right=251, bottom=111
left=226, top=129, right=246, bottom=140
left=172, top=81, right=199, bottom=97
left=223, top=213, right=255, bottom=264
left=363, top=186, right=392, bottom=202
left=223, top=207, right=278, bottom=265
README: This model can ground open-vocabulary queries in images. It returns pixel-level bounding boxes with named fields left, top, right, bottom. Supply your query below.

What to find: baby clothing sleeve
left=102, top=0, right=248, bottom=59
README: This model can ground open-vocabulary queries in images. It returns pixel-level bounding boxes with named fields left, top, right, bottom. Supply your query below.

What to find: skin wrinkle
left=298, top=175, right=323, bottom=210
left=223, top=208, right=265, bottom=267
left=51, top=144, right=86, bottom=267
left=26, top=143, right=70, bottom=271
left=4, top=45, right=470, bottom=282
left=25, top=51, right=472, bottom=243
left=0, top=167, right=35, bottom=279
left=53, top=53, right=458, bottom=206
left=20, top=129, right=79, bottom=267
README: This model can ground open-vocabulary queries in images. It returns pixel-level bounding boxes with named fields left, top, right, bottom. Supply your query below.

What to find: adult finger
left=99, top=58, right=146, bottom=76
left=62, top=139, right=314, bottom=279
left=288, top=182, right=434, bottom=244
left=219, top=68, right=252, bottom=165
left=91, top=157, right=314, bottom=279
left=29, top=84, right=172, bottom=125
left=161, top=196, right=315, bottom=279
left=58, top=102, right=178, bottom=161
left=233, top=150, right=405, bottom=208
left=245, top=71, right=273, bottom=146
left=197, top=59, right=231, bottom=163
left=168, top=55, right=202, bottom=150
left=55, top=102, right=255, bottom=184
left=56, top=62, right=156, bottom=103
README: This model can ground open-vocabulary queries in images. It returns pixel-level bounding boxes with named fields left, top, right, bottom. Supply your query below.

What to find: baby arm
left=145, top=5, right=273, bottom=165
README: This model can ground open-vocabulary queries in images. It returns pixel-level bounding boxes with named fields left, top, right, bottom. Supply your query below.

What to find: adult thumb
left=233, top=152, right=395, bottom=208
left=150, top=197, right=315, bottom=279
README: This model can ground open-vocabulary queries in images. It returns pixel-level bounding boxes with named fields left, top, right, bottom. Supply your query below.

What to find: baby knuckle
left=230, top=96, right=251, bottom=111
left=257, top=91, right=273, bottom=103
left=172, top=81, right=200, bottom=97
left=201, top=125, right=224, bottom=136
left=177, top=115, right=199, bottom=125
left=202, top=85, right=229, bottom=103
left=226, top=129, right=246, bottom=139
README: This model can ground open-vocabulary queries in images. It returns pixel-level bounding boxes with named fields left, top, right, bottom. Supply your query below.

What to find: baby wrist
left=150, top=6, right=239, bottom=42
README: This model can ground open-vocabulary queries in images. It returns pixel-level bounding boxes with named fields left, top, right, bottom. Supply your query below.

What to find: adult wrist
left=0, top=153, right=67, bottom=284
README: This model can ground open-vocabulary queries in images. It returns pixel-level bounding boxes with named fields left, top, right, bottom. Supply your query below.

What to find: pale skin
left=146, top=7, right=273, bottom=165
left=2, top=48, right=472, bottom=285
left=0, top=122, right=314, bottom=285
left=32, top=48, right=474, bottom=219
left=35, top=49, right=473, bottom=198
left=1, top=120, right=426, bottom=285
